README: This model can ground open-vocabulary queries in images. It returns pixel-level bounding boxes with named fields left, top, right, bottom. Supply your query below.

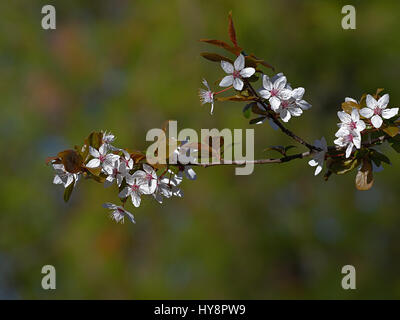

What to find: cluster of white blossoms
left=52, top=131, right=195, bottom=224
left=308, top=93, right=399, bottom=176
left=334, top=94, right=398, bottom=158
left=199, top=54, right=311, bottom=123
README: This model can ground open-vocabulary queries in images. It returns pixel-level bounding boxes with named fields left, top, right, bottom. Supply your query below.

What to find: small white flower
left=259, top=74, right=292, bottom=111
left=102, top=203, right=135, bottom=224
left=135, top=164, right=158, bottom=195
left=153, top=171, right=183, bottom=204
left=120, top=150, right=134, bottom=171
left=308, top=137, right=328, bottom=176
left=118, top=171, right=149, bottom=207
left=86, top=144, right=119, bottom=174
left=219, top=54, right=255, bottom=91
left=334, top=128, right=361, bottom=158
left=102, top=131, right=115, bottom=144
left=52, top=164, right=80, bottom=188
left=290, top=87, right=312, bottom=110
left=104, top=160, right=129, bottom=188
left=359, top=94, right=399, bottom=129
left=276, top=99, right=303, bottom=123
left=337, top=108, right=366, bottom=133
left=199, top=79, right=215, bottom=114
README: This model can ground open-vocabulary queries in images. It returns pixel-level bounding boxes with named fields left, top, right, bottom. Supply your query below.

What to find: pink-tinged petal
left=86, top=158, right=100, bottom=168
left=124, top=211, right=136, bottom=224
left=269, top=96, right=281, bottom=111
left=240, top=67, right=255, bottom=78
left=359, top=107, right=374, bottom=118
left=234, top=54, right=245, bottom=71
left=377, top=94, right=389, bottom=109
left=132, top=170, right=146, bottom=179
left=280, top=109, right=291, bottom=122
left=366, top=94, right=377, bottom=109
left=382, top=107, right=399, bottom=119
left=338, top=111, right=351, bottom=124
left=99, top=144, right=107, bottom=155
left=351, top=108, right=360, bottom=122
left=89, top=146, right=100, bottom=158
left=279, top=88, right=292, bottom=100
left=262, top=75, right=273, bottom=91
left=291, top=87, right=305, bottom=100
left=118, top=187, right=130, bottom=198
left=356, top=120, right=366, bottom=132
left=131, top=192, right=141, bottom=207
left=371, top=115, right=383, bottom=128
left=233, top=78, right=244, bottom=91
left=259, top=89, right=271, bottom=99
left=345, top=143, right=353, bottom=158
left=221, top=60, right=234, bottom=74
left=219, top=75, right=234, bottom=87
left=274, top=76, right=287, bottom=90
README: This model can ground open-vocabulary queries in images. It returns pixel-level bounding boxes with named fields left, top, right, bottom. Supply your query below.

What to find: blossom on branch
left=219, top=54, right=255, bottom=91
left=360, top=94, right=398, bottom=129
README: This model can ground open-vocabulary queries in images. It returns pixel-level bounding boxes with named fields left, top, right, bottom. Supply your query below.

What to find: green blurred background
left=1, top=0, right=400, bottom=299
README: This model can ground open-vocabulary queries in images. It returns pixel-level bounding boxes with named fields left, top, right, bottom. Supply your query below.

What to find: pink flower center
left=146, top=173, right=153, bottom=181
left=131, top=184, right=139, bottom=192
left=281, top=100, right=289, bottom=108
left=270, top=88, right=279, bottom=97
left=232, top=70, right=241, bottom=79
left=374, top=107, right=381, bottom=115
left=99, top=155, right=106, bottom=163
left=113, top=168, right=119, bottom=176
left=346, top=134, right=354, bottom=143
left=208, top=91, right=213, bottom=100
left=349, top=121, right=357, bottom=130
left=117, top=208, right=125, bottom=214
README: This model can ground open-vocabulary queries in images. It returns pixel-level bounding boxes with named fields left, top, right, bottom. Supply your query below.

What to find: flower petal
left=371, top=114, right=383, bottom=128
left=131, top=192, right=141, bottom=207
left=382, top=107, right=399, bottom=119
left=221, top=60, right=234, bottom=74
left=269, top=96, right=281, bottom=111
left=280, top=109, right=291, bottom=122
left=86, top=158, right=100, bottom=168
left=240, top=67, right=255, bottom=78
left=359, top=107, right=374, bottom=118
left=219, top=75, right=234, bottom=87
left=102, top=202, right=117, bottom=209
left=351, top=108, right=360, bottom=122
left=366, top=94, right=377, bottom=109
left=274, top=76, right=287, bottom=90
left=356, top=120, right=366, bottom=132
left=234, top=54, right=245, bottom=71
left=291, top=87, right=305, bottom=100
left=89, top=146, right=100, bottom=158
left=345, top=143, right=353, bottom=158
left=377, top=94, right=389, bottom=109
left=233, top=78, right=244, bottom=91
left=262, top=75, right=273, bottom=91
left=338, top=111, right=351, bottom=124
left=259, top=89, right=271, bottom=100
left=118, top=187, right=130, bottom=199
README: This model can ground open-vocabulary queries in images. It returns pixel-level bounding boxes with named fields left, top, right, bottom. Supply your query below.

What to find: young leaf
left=228, top=11, right=238, bottom=47
left=200, top=52, right=233, bottom=64
left=383, top=126, right=399, bottom=137
left=341, top=101, right=359, bottom=114
left=199, top=39, right=242, bottom=55
left=216, top=95, right=256, bottom=102
left=355, top=158, right=374, bottom=191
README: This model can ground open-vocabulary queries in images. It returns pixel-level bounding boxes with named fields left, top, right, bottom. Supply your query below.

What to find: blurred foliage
left=1, top=0, right=400, bottom=299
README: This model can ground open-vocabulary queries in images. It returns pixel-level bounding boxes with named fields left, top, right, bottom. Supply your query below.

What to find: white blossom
left=219, top=54, right=255, bottom=91
left=102, top=203, right=135, bottom=224
left=360, top=94, right=399, bottom=129
left=337, top=108, right=366, bottom=133
left=86, top=144, right=119, bottom=174
left=52, top=164, right=80, bottom=188
left=276, top=99, right=303, bottom=123
left=308, top=137, right=328, bottom=176
left=104, top=159, right=128, bottom=188
left=199, top=79, right=215, bottom=114
left=135, top=164, right=158, bottom=195
left=153, top=171, right=183, bottom=204
left=118, top=171, right=149, bottom=207
left=334, top=128, right=361, bottom=158
left=259, top=74, right=292, bottom=111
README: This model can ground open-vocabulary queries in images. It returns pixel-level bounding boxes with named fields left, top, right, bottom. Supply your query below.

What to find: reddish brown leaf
left=58, top=149, right=84, bottom=173
left=228, top=11, right=238, bottom=47
left=200, top=52, right=233, bottom=64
